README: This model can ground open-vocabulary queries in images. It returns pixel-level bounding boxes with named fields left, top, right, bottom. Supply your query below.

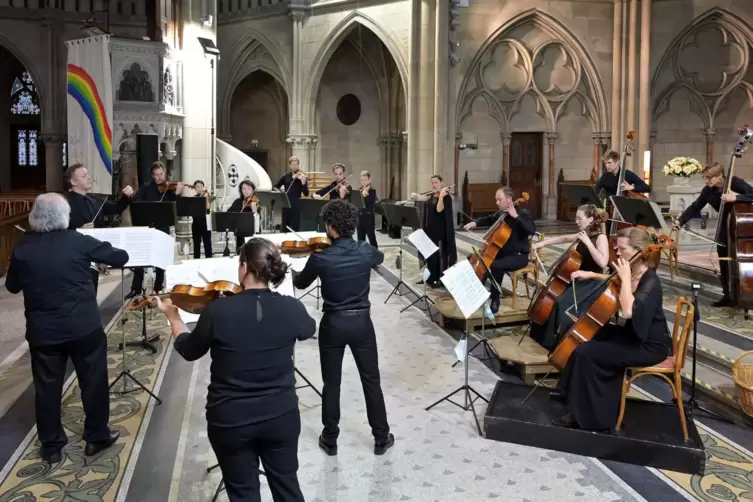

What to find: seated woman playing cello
left=530, top=204, right=610, bottom=350
left=552, top=226, right=670, bottom=431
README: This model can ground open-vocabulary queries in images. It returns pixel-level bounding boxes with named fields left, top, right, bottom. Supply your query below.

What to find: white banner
left=66, top=36, right=113, bottom=194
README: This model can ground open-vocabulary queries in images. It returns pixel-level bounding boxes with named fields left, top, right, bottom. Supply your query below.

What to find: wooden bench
left=461, top=171, right=500, bottom=221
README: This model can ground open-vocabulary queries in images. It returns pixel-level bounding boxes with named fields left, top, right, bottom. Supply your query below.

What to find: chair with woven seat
left=661, top=226, right=680, bottom=280
left=507, top=233, right=544, bottom=309
left=615, top=297, right=694, bottom=440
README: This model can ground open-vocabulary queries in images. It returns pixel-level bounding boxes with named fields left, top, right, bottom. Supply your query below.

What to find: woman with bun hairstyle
left=530, top=204, right=611, bottom=350
left=156, top=238, right=314, bottom=502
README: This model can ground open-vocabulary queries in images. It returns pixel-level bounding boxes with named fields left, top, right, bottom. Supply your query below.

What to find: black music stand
left=382, top=203, right=421, bottom=303
left=256, top=190, right=290, bottom=232
left=560, top=183, right=602, bottom=208
left=178, top=197, right=209, bottom=255
left=349, top=190, right=365, bottom=209
left=213, top=212, right=256, bottom=256
left=610, top=196, right=669, bottom=233
left=298, top=198, right=329, bottom=232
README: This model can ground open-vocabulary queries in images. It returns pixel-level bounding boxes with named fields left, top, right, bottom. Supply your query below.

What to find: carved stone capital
left=289, top=7, right=307, bottom=22
left=402, top=131, right=408, bottom=142
left=704, top=128, right=717, bottom=140
left=501, top=133, right=511, bottom=147
left=286, top=134, right=317, bottom=148
left=455, top=132, right=463, bottom=142
left=380, top=134, right=403, bottom=147
left=546, top=132, right=558, bottom=144
left=40, top=133, right=65, bottom=146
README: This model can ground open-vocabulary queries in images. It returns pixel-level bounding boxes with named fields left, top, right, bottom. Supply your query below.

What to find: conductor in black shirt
left=64, top=163, right=134, bottom=293
left=593, top=149, right=651, bottom=200
left=273, top=156, right=309, bottom=231
left=293, top=199, right=394, bottom=456
left=156, top=238, right=315, bottom=502
left=357, top=170, right=378, bottom=249
left=6, top=193, right=128, bottom=464
left=463, top=187, right=536, bottom=313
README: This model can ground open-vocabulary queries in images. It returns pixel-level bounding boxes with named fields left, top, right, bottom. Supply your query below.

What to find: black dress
left=530, top=236, right=608, bottom=351
left=423, top=194, right=457, bottom=283
left=228, top=197, right=256, bottom=254
left=556, top=269, right=670, bottom=430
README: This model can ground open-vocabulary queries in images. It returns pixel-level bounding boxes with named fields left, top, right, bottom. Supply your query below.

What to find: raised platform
left=429, top=291, right=528, bottom=329
left=488, top=334, right=559, bottom=383
left=484, top=381, right=705, bottom=475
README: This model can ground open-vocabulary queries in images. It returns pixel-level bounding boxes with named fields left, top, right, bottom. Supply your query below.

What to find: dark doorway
left=509, top=133, right=543, bottom=219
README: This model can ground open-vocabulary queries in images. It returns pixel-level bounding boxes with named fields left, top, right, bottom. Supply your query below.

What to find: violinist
left=155, top=238, right=315, bottom=502
left=127, top=161, right=184, bottom=298
left=229, top=180, right=259, bottom=255
left=594, top=150, right=650, bottom=200
left=273, top=156, right=309, bottom=231
left=464, top=187, right=535, bottom=313
left=673, top=161, right=753, bottom=307
left=313, top=163, right=352, bottom=200
left=412, top=175, right=457, bottom=288
left=553, top=227, right=670, bottom=431
left=357, top=170, right=378, bottom=250
left=191, top=180, right=213, bottom=259
left=530, top=204, right=610, bottom=350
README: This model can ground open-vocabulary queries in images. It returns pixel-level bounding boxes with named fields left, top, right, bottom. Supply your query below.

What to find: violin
left=469, top=192, right=530, bottom=280
left=130, top=281, right=243, bottom=314
left=279, top=236, right=332, bottom=255
left=157, top=181, right=190, bottom=193
left=547, top=234, right=670, bottom=371
left=361, top=183, right=371, bottom=197
left=244, top=195, right=259, bottom=211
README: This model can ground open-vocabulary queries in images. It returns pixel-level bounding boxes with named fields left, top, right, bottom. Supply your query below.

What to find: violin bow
left=90, top=196, right=108, bottom=225
left=321, top=173, right=353, bottom=198
left=286, top=226, right=308, bottom=241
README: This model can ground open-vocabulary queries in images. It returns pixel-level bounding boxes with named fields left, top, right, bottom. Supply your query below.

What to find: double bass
left=547, top=234, right=670, bottom=371
left=717, top=125, right=753, bottom=319
left=469, top=192, right=529, bottom=280
left=527, top=212, right=609, bottom=326
left=608, top=131, right=643, bottom=237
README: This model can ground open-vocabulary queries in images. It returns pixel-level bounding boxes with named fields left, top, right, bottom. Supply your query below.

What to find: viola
left=468, top=192, right=530, bottom=280
left=528, top=212, right=608, bottom=326
left=243, top=195, right=259, bottom=211
left=130, top=281, right=243, bottom=314
left=547, top=235, right=670, bottom=371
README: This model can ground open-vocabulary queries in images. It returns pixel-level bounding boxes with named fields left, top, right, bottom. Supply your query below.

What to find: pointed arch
left=454, top=8, right=609, bottom=133
left=0, top=35, right=46, bottom=123
left=301, top=11, right=409, bottom=132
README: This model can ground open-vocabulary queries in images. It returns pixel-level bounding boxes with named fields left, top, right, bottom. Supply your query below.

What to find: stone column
left=705, top=128, right=716, bottom=164
left=501, top=133, right=511, bottom=185
left=42, top=134, right=64, bottom=192
left=648, top=131, right=656, bottom=184
left=406, top=0, right=421, bottom=194
left=611, top=0, right=623, bottom=145
left=432, top=0, right=448, bottom=178
left=119, top=140, right=138, bottom=225
left=626, top=0, right=638, bottom=171
left=638, top=0, right=652, bottom=172
left=289, top=9, right=306, bottom=135
left=546, top=132, right=558, bottom=218
left=417, top=0, right=436, bottom=185
left=592, top=134, right=602, bottom=180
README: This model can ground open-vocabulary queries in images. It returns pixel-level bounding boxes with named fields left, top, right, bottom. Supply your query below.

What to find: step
left=678, top=359, right=753, bottom=427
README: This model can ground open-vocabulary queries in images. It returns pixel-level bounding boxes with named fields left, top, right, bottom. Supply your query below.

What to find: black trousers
left=487, top=253, right=529, bottom=301
left=29, top=328, right=111, bottom=454
left=192, top=223, right=213, bottom=259
left=318, top=311, right=390, bottom=446
left=90, top=269, right=99, bottom=295
left=131, top=267, right=165, bottom=293
left=281, top=207, right=301, bottom=232
left=357, top=212, right=378, bottom=249
left=208, top=410, right=304, bottom=502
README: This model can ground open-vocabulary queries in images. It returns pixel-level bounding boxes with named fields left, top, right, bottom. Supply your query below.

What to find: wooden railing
left=0, top=193, right=37, bottom=277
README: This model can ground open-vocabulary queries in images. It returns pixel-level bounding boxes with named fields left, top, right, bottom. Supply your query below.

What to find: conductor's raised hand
left=122, top=185, right=134, bottom=197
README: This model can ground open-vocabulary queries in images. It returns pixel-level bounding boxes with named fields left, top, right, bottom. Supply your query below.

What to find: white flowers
left=662, top=156, right=703, bottom=178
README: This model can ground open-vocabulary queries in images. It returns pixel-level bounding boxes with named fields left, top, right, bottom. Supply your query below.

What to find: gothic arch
left=0, top=35, right=46, bottom=124
left=651, top=7, right=753, bottom=128
left=454, top=8, right=609, bottom=134
left=302, top=11, right=409, bottom=132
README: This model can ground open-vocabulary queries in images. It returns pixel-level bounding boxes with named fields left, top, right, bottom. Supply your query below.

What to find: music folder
left=560, top=183, right=602, bottom=208
left=78, top=227, right=175, bottom=270
left=130, top=201, right=177, bottom=229
left=610, top=196, right=669, bottom=234
left=213, top=212, right=257, bottom=234
left=256, top=190, right=291, bottom=210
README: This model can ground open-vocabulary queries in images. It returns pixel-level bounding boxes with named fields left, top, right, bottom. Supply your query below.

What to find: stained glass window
left=18, top=130, right=27, bottom=166
left=63, top=142, right=67, bottom=168
left=16, top=129, right=39, bottom=168
left=28, top=130, right=38, bottom=166
left=10, top=72, right=40, bottom=115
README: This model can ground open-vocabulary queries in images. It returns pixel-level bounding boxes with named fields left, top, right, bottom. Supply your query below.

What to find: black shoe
left=41, top=449, right=62, bottom=464
left=490, top=298, right=500, bottom=314
left=318, top=435, right=337, bottom=456
left=374, top=433, right=395, bottom=455
left=85, top=429, right=120, bottom=456
left=125, top=290, right=141, bottom=300
left=712, top=296, right=732, bottom=307
left=549, top=391, right=567, bottom=404
left=552, top=415, right=578, bottom=429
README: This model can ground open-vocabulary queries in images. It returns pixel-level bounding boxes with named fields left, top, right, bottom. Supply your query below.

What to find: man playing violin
left=412, top=175, right=457, bottom=288
left=672, top=161, right=753, bottom=307
left=126, top=161, right=184, bottom=299
left=64, top=163, right=134, bottom=293
left=594, top=150, right=650, bottom=200
left=273, top=156, right=309, bottom=231
left=464, top=187, right=535, bottom=313
left=229, top=180, right=259, bottom=254
left=552, top=227, right=670, bottom=431
left=313, top=163, right=352, bottom=200
left=191, top=180, right=213, bottom=259
left=357, top=170, right=378, bottom=250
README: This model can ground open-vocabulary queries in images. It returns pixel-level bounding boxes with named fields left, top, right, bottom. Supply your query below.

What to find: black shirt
left=426, top=194, right=452, bottom=241
left=5, top=230, right=129, bottom=346
left=594, top=170, right=650, bottom=198
left=317, top=182, right=352, bottom=200
left=293, top=237, right=384, bottom=312
left=677, top=176, right=753, bottom=226
left=576, top=237, right=604, bottom=273
left=475, top=208, right=536, bottom=256
left=360, top=187, right=377, bottom=214
left=274, top=172, right=309, bottom=207
left=131, top=182, right=179, bottom=233
left=621, top=269, right=670, bottom=352
left=173, top=289, right=316, bottom=427
left=228, top=197, right=256, bottom=213
left=67, top=191, right=130, bottom=229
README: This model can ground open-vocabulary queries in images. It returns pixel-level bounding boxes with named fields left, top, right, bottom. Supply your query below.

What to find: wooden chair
left=615, top=297, right=694, bottom=440
left=661, top=225, right=680, bottom=280
left=508, top=233, right=544, bottom=309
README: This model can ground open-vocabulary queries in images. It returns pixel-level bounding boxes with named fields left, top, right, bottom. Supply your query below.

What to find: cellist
left=672, top=161, right=753, bottom=307
left=463, top=187, right=535, bottom=313
left=552, top=227, right=670, bottom=431
left=594, top=150, right=651, bottom=200
left=529, top=204, right=610, bottom=350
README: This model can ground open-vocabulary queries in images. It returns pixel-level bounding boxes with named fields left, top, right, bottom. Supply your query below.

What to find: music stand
left=382, top=203, right=421, bottom=303
left=610, top=196, right=669, bottom=233
left=178, top=197, right=209, bottom=257
left=213, top=212, right=256, bottom=256
left=256, top=190, right=290, bottom=232
left=349, top=191, right=365, bottom=209
left=298, top=198, right=329, bottom=232
left=560, top=183, right=602, bottom=208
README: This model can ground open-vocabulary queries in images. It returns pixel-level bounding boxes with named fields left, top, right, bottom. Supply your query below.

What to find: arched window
left=16, top=129, right=39, bottom=167
left=63, top=142, right=68, bottom=168
left=10, top=71, right=40, bottom=115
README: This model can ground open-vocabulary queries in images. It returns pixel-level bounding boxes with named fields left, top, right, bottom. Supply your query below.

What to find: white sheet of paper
left=440, top=260, right=490, bottom=319
left=407, top=229, right=439, bottom=258
left=78, top=227, right=174, bottom=269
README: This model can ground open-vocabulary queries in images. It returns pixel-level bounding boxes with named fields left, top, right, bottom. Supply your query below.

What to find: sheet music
left=440, top=260, right=490, bottom=319
left=78, top=227, right=175, bottom=269
left=407, top=229, right=439, bottom=258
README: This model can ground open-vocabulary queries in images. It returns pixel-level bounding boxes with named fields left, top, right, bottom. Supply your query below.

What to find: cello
left=469, top=192, right=529, bottom=280
left=717, top=125, right=753, bottom=319
left=547, top=234, right=669, bottom=371
left=527, top=211, right=608, bottom=326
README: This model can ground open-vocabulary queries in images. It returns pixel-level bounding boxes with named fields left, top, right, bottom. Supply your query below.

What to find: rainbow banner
left=66, top=36, right=113, bottom=194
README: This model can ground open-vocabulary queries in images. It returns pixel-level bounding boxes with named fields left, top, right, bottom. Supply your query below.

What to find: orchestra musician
left=313, top=163, right=352, bottom=200
left=411, top=175, right=457, bottom=288
left=357, top=170, right=378, bottom=250
left=530, top=204, right=611, bottom=350
left=191, top=180, right=213, bottom=259
left=127, top=162, right=184, bottom=299
left=292, top=200, right=394, bottom=457
left=594, top=150, right=651, bottom=200
left=672, top=161, right=753, bottom=307
left=552, top=227, right=670, bottom=431
left=64, top=163, right=134, bottom=293
left=464, top=187, right=535, bottom=313
left=274, top=156, right=309, bottom=231
left=228, top=180, right=259, bottom=255
left=6, top=194, right=128, bottom=464
left=155, top=238, right=315, bottom=502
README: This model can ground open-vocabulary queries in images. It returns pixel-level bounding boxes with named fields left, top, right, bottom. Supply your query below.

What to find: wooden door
left=509, top=133, right=543, bottom=219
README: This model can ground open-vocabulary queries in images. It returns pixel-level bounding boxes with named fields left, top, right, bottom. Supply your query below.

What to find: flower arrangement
left=662, top=156, right=703, bottom=177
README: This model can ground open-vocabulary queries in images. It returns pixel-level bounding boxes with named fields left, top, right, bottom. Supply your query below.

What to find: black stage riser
left=484, top=381, right=705, bottom=475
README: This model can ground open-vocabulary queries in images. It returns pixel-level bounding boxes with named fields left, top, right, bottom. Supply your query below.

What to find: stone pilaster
left=546, top=132, right=558, bottom=218
left=705, top=128, right=716, bottom=164
left=289, top=8, right=306, bottom=135
left=501, top=133, right=511, bottom=185
left=41, top=133, right=64, bottom=192
left=286, top=134, right=316, bottom=174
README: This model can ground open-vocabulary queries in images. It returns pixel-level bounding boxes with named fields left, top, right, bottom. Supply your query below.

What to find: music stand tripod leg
left=207, top=465, right=266, bottom=502
left=294, top=367, right=322, bottom=398
left=385, top=247, right=409, bottom=303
